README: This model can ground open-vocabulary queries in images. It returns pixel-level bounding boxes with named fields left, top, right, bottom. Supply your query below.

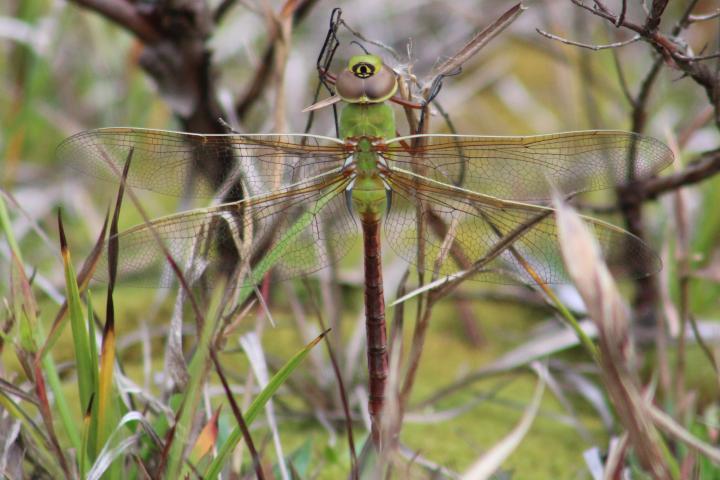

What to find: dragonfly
left=58, top=54, right=673, bottom=443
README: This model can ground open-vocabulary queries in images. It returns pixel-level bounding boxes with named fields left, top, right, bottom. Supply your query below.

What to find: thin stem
left=536, top=28, right=640, bottom=51
left=610, top=44, right=635, bottom=107
left=518, top=262, right=600, bottom=362
left=687, top=9, right=720, bottom=23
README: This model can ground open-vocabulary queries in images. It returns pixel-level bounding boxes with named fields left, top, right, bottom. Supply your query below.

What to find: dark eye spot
left=352, top=62, right=375, bottom=78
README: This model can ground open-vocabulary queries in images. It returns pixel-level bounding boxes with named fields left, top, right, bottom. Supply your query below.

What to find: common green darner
left=58, top=54, right=673, bottom=444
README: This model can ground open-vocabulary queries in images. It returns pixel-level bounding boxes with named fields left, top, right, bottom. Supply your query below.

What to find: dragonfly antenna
left=350, top=40, right=370, bottom=55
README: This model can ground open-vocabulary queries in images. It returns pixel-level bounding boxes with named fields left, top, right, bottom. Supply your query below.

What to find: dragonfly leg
left=342, top=155, right=358, bottom=217
left=344, top=177, right=357, bottom=217
left=379, top=175, right=393, bottom=215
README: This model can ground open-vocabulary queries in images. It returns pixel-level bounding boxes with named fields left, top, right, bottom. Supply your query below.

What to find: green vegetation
left=2, top=1, right=720, bottom=478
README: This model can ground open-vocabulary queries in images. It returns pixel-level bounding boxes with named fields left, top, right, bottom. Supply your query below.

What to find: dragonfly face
left=336, top=55, right=398, bottom=104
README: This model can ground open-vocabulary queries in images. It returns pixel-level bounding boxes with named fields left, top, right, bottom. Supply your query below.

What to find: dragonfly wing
left=383, top=131, right=673, bottom=201
left=58, top=128, right=349, bottom=199
left=93, top=173, right=358, bottom=287
left=384, top=169, right=660, bottom=285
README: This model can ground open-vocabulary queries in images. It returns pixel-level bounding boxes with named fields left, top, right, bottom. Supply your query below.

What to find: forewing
left=384, top=170, right=660, bottom=285
left=382, top=131, right=673, bottom=201
left=94, top=173, right=358, bottom=287
left=58, top=128, right=349, bottom=198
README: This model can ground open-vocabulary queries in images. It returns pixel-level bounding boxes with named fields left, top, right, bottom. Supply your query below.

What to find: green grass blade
left=1, top=196, right=83, bottom=451
left=164, top=286, right=221, bottom=480
left=41, top=353, right=82, bottom=451
left=79, top=394, right=94, bottom=478
left=0, top=195, right=35, bottom=351
left=236, top=188, right=341, bottom=305
left=96, top=309, right=117, bottom=465
left=0, top=192, right=23, bottom=264
left=87, top=292, right=100, bottom=390
left=58, top=212, right=94, bottom=418
left=87, top=411, right=146, bottom=480
left=0, top=389, right=64, bottom=478
left=204, top=329, right=329, bottom=479
left=86, top=292, right=100, bottom=458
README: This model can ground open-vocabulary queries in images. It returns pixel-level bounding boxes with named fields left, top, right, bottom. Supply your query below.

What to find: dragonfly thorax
left=342, top=137, right=391, bottom=220
left=339, top=102, right=396, bottom=139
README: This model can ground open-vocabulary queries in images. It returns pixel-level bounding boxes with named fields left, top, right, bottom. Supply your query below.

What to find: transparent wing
left=382, top=131, right=673, bottom=201
left=383, top=169, right=660, bottom=284
left=93, top=173, right=358, bottom=287
left=57, top=128, right=349, bottom=199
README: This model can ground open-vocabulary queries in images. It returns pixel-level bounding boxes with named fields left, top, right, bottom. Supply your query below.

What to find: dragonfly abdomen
left=361, top=216, right=388, bottom=435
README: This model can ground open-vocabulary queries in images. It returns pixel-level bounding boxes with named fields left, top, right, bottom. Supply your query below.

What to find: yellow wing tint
left=58, top=128, right=350, bottom=199
left=384, top=169, right=660, bottom=284
left=382, top=131, right=673, bottom=201
left=92, top=173, right=357, bottom=287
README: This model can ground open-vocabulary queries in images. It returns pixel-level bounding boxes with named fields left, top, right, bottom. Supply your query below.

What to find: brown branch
left=615, top=0, right=627, bottom=26
left=631, top=58, right=663, bottom=132
left=560, top=0, right=720, bottom=322
left=645, top=0, right=669, bottom=32
left=674, top=51, right=720, bottom=62
left=622, top=49, right=671, bottom=322
left=236, top=46, right=275, bottom=120
left=579, top=149, right=720, bottom=212
left=69, top=0, right=160, bottom=43
left=610, top=45, right=635, bottom=106
left=214, top=0, right=237, bottom=23
left=431, top=3, right=526, bottom=78
left=569, top=0, right=720, bottom=128
left=234, top=0, right=320, bottom=121
left=641, top=149, right=720, bottom=200
left=676, top=0, right=704, bottom=29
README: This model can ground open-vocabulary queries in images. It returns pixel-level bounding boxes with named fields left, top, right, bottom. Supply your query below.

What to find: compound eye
left=351, top=62, right=375, bottom=78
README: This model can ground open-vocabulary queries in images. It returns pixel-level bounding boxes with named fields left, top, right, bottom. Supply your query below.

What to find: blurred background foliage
left=2, top=0, right=720, bottom=478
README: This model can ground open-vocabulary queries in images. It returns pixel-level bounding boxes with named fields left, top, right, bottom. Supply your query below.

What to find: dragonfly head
left=337, top=55, right=398, bottom=104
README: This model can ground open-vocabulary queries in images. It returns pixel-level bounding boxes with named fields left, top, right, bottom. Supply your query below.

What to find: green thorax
left=339, top=103, right=395, bottom=219
left=339, top=103, right=395, bottom=140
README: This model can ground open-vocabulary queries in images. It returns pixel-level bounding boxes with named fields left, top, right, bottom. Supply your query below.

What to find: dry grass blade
left=432, top=3, right=526, bottom=78
left=553, top=194, right=677, bottom=478
left=460, top=362, right=546, bottom=480
left=415, top=320, right=598, bottom=409
left=314, top=312, right=358, bottom=478
left=31, top=362, right=71, bottom=477
left=648, top=405, right=720, bottom=465
left=87, top=411, right=162, bottom=480
left=390, top=272, right=463, bottom=306
left=378, top=328, right=404, bottom=468
left=189, top=406, right=221, bottom=463
left=602, top=433, right=629, bottom=480
left=204, top=329, right=329, bottom=478
left=399, top=216, right=461, bottom=416
left=95, top=146, right=131, bottom=463
left=210, top=350, right=265, bottom=480
left=96, top=305, right=116, bottom=458
left=0, top=378, right=38, bottom=405
left=240, top=332, right=288, bottom=480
